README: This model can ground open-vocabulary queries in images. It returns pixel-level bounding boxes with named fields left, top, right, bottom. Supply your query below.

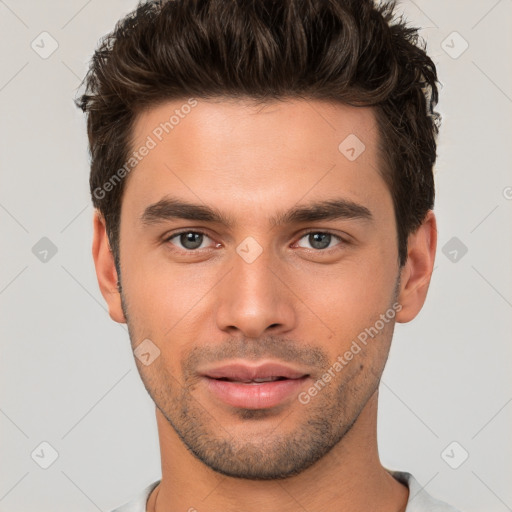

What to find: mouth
left=213, top=376, right=292, bottom=384
left=200, top=362, right=310, bottom=409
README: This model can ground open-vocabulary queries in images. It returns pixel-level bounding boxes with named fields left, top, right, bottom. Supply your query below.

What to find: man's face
left=116, top=98, right=401, bottom=479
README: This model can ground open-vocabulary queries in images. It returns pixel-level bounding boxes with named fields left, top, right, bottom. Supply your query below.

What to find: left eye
left=296, top=232, right=342, bottom=250
left=167, top=231, right=213, bottom=250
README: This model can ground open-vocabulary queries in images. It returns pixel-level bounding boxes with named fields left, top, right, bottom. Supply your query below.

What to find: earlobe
left=91, top=210, right=127, bottom=324
left=395, top=210, right=437, bottom=323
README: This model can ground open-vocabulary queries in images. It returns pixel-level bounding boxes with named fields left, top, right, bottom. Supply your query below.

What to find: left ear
left=395, top=210, right=437, bottom=323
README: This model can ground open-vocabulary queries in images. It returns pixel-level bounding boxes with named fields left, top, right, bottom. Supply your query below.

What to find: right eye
left=165, top=230, right=216, bottom=251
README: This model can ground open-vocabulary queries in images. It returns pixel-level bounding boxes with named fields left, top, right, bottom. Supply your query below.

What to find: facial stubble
left=118, top=273, right=401, bottom=480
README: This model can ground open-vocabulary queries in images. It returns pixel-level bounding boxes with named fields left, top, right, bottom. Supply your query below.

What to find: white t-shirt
left=109, top=470, right=461, bottom=511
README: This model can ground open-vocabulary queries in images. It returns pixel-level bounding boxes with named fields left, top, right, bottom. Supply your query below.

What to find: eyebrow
left=140, top=196, right=373, bottom=228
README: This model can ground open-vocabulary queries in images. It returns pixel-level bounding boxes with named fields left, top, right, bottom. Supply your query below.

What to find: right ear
left=92, top=210, right=126, bottom=324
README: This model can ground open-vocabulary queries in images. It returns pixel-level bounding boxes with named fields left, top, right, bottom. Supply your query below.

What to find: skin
left=92, top=97, right=437, bottom=512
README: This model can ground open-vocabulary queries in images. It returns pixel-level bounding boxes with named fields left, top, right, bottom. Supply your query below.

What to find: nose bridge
left=214, top=237, right=296, bottom=337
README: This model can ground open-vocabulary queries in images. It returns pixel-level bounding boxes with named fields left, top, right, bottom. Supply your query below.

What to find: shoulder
left=389, top=470, right=462, bottom=512
left=109, top=480, right=161, bottom=512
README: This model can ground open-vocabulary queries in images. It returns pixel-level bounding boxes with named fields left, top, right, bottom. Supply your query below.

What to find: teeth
left=252, top=377, right=281, bottom=383
left=215, top=376, right=286, bottom=383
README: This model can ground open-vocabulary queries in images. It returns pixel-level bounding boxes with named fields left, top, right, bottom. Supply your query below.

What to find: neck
left=148, top=391, right=408, bottom=512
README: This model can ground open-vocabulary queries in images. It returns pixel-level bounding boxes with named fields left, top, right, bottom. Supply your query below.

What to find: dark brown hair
left=76, top=0, right=441, bottom=272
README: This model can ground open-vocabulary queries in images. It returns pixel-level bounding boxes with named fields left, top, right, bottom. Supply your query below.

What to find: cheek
left=120, top=251, right=218, bottom=356
left=121, top=240, right=194, bottom=304
left=291, top=252, right=398, bottom=362
left=303, top=259, right=394, bottom=317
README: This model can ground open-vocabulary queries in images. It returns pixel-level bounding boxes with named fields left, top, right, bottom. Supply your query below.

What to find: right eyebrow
left=140, top=197, right=235, bottom=227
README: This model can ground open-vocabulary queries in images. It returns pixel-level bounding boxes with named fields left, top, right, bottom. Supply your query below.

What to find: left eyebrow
left=269, top=198, right=373, bottom=226
left=139, top=196, right=373, bottom=228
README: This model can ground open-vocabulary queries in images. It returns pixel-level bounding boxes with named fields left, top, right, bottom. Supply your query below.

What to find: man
left=77, top=0, right=460, bottom=510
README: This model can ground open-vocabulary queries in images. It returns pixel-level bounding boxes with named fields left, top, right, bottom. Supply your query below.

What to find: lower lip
left=204, top=376, right=309, bottom=409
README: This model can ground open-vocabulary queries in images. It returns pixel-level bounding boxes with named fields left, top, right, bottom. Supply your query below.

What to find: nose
left=214, top=245, right=297, bottom=339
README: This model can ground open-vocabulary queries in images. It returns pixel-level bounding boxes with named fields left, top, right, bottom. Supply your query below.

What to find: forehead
left=123, top=97, right=389, bottom=224
left=131, top=97, right=379, bottom=163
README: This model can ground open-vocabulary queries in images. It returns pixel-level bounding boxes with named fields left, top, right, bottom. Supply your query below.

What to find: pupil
left=181, top=232, right=203, bottom=249
left=310, top=233, right=330, bottom=249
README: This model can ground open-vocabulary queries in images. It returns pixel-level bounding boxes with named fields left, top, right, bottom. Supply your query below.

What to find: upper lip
left=200, top=362, right=309, bottom=381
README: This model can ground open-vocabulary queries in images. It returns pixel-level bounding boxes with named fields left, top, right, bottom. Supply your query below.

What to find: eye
left=295, top=231, right=344, bottom=251
left=164, top=230, right=346, bottom=253
left=165, top=230, right=215, bottom=251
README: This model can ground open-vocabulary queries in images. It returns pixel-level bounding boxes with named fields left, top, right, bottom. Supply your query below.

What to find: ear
left=92, top=210, right=126, bottom=324
left=395, top=210, right=437, bottom=323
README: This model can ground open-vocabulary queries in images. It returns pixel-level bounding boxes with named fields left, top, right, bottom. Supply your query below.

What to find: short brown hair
left=76, top=0, right=441, bottom=271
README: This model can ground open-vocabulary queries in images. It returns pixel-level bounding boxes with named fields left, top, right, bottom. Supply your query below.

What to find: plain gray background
left=1, top=0, right=511, bottom=511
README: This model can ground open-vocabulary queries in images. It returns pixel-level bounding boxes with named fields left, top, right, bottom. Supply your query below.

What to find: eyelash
left=163, top=229, right=346, bottom=253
